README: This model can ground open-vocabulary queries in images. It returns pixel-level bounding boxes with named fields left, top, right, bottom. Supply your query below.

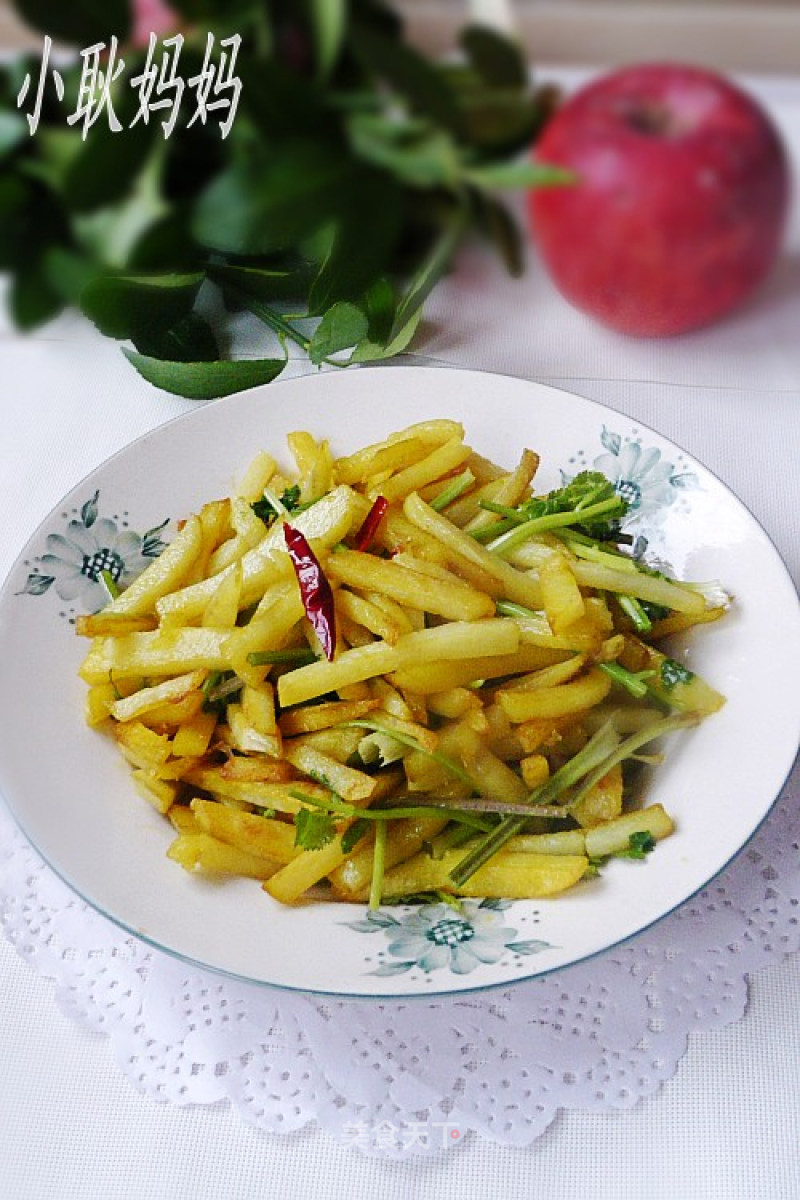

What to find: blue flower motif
left=593, top=429, right=697, bottom=527
left=18, top=491, right=169, bottom=613
left=343, top=900, right=552, bottom=977
left=385, top=903, right=512, bottom=974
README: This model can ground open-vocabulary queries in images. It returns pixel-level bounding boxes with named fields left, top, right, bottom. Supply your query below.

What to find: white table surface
left=1, top=66, right=799, bottom=1200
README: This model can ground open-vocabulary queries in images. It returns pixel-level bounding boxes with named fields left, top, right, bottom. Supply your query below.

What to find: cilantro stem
left=260, top=485, right=293, bottom=519
left=203, top=672, right=243, bottom=705
left=469, top=516, right=519, bottom=542
left=247, top=648, right=318, bottom=666
left=598, top=661, right=657, bottom=700
left=567, top=713, right=698, bottom=810
left=448, top=720, right=622, bottom=888
left=478, top=499, right=526, bottom=521
left=430, top=468, right=476, bottom=512
left=424, top=823, right=477, bottom=859
left=288, top=788, right=492, bottom=830
left=564, top=539, right=638, bottom=570
left=487, top=498, right=625, bottom=558
left=101, top=569, right=121, bottom=600
left=495, top=599, right=540, bottom=619
left=369, top=819, right=387, bottom=909
left=617, top=593, right=653, bottom=634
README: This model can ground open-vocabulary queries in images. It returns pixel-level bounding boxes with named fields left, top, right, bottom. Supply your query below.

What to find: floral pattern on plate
left=342, top=900, right=553, bottom=977
left=17, top=490, right=169, bottom=615
left=584, top=426, right=698, bottom=529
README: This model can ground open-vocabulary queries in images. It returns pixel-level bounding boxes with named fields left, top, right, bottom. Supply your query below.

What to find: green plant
left=2, top=0, right=568, bottom=397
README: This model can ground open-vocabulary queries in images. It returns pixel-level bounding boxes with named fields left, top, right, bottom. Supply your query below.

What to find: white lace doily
left=1, top=758, right=798, bottom=1159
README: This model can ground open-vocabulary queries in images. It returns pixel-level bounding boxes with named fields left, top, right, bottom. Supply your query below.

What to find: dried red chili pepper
left=283, top=523, right=336, bottom=662
left=354, top=496, right=389, bottom=553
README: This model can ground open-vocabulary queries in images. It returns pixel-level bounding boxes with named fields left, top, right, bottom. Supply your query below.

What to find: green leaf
left=123, top=351, right=286, bottom=399
left=15, top=0, right=132, bottom=44
left=126, top=208, right=206, bottom=272
left=236, top=58, right=337, bottom=142
left=80, top=272, right=205, bottom=340
left=17, top=571, right=55, bottom=597
left=341, top=817, right=371, bottom=855
left=361, top=275, right=396, bottom=345
left=0, top=176, right=69, bottom=271
left=350, top=22, right=463, bottom=137
left=346, top=113, right=462, bottom=189
left=456, top=91, right=545, bottom=157
left=469, top=188, right=524, bottom=276
left=0, top=111, right=26, bottom=160
left=621, top=831, right=657, bottom=860
left=9, top=259, right=63, bottom=329
left=43, top=246, right=98, bottom=303
left=460, top=25, right=528, bottom=89
left=0, top=176, right=34, bottom=270
left=294, top=808, right=337, bottom=850
left=310, top=0, right=348, bottom=80
left=63, top=136, right=158, bottom=216
left=61, top=96, right=158, bottom=215
left=464, top=161, right=576, bottom=190
left=70, top=147, right=168, bottom=268
left=192, top=144, right=356, bottom=256
left=209, top=263, right=310, bottom=304
left=349, top=304, right=422, bottom=364
left=660, top=659, right=695, bottom=690
left=21, top=127, right=84, bottom=194
left=307, top=168, right=403, bottom=314
left=392, top=203, right=469, bottom=334
left=308, top=301, right=368, bottom=366
left=132, top=313, right=219, bottom=364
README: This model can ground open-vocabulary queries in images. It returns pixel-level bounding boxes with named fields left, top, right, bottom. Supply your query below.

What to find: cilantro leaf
left=341, top=817, right=371, bottom=855
left=660, top=658, right=695, bottom=690
left=620, top=831, right=657, bottom=860
left=294, top=808, right=337, bottom=850
left=521, top=471, right=628, bottom=539
left=251, top=484, right=303, bottom=526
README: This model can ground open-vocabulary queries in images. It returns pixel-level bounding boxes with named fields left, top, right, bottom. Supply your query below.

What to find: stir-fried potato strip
left=78, top=421, right=727, bottom=910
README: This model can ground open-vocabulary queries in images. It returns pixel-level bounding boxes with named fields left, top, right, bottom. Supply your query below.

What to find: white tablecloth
left=1, top=67, right=799, bottom=1200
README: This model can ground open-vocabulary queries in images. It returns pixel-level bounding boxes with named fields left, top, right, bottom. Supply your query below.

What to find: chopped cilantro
left=618, top=831, right=657, bottom=860
left=660, top=658, right=695, bottom=690
left=341, top=817, right=371, bottom=855
left=481, top=471, right=630, bottom=556
left=521, top=471, right=629, bottom=540
left=640, top=599, right=672, bottom=622
left=599, top=661, right=657, bottom=700
left=101, top=568, right=121, bottom=600
left=202, top=670, right=242, bottom=713
left=247, top=647, right=318, bottom=667
left=251, top=484, right=303, bottom=526
left=293, top=808, right=337, bottom=850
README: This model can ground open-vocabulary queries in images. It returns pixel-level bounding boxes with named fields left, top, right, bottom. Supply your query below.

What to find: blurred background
left=6, top=0, right=797, bottom=74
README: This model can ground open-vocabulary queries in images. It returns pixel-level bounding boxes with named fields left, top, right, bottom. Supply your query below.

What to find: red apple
left=529, top=64, right=790, bottom=336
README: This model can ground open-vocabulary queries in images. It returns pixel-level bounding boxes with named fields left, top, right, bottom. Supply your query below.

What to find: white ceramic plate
left=1, top=366, right=798, bottom=997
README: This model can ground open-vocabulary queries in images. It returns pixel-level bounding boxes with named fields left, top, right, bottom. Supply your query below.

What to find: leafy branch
left=1, top=0, right=569, bottom=397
